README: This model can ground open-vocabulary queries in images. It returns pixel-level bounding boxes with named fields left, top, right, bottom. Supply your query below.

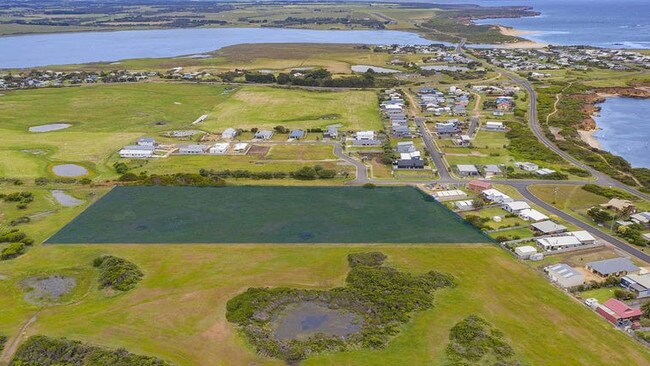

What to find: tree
left=642, top=301, right=650, bottom=318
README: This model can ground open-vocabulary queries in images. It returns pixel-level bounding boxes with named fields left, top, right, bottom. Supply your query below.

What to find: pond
left=28, top=123, right=72, bottom=132
left=0, top=27, right=439, bottom=68
left=52, top=164, right=88, bottom=177
left=272, top=301, right=363, bottom=341
left=51, top=190, right=83, bottom=207
left=22, top=275, right=76, bottom=305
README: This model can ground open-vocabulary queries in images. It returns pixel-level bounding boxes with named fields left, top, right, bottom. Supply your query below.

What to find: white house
left=233, top=143, right=250, bottom=153
left=433, top=189, right=467, bottom=201
left=485, top=121, right=505, bottom=131
left=356, top=131, right=375, bottom=140
left=503, top=201, right=531, bottom=213
left=119, top=145, right=154, bottom=158
left=536, top=168, right=557, bottom=176
left=536, top=236, right=582, bottom=251
left=178, top=144, right=207, bottom=154
left=518, top=208, right=549, bottom=222
left=222, top=128, right=238, bottom=139
left=482, top=188, right=513, bottom=204
left=209, top=143, right=229, bottom=155
left=515, top=162, right=539, bottom=172
left=569, top=230, right=596, bottom=245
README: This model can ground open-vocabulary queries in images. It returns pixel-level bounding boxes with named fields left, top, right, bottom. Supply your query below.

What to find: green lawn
left=265, top=144, right=336, bottom=160
left=202, top=86, right=382, bottom=131
left=47, top=186, right=490, bottom=244
left=577, top=288, right=617, bottom=303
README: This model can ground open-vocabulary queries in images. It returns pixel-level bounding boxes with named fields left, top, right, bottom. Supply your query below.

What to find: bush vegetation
left=118, top=172, right=225, bottom=186
left=582, top=184, right=637, bottom=200
left=0, top=334, right=7, bottom=352
left=226, top=252, right=456, bottom=362
left=93, top=255, right=144, bottom=291
left=9, top=335, right=172, bottom=366
left=446, top=315, right=521, bottom=366
left=0, top=229, right=34, bottom=260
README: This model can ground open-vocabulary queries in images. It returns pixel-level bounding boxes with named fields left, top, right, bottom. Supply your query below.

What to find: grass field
left=265, top=144, right=336, bottom=160
left=2, top=244, right=650, bottom=366
left=0, top=83, right=377, bottom=180
left=47, top=186, right=490, bottom=244
left=202, top=86, right=381, bottom=131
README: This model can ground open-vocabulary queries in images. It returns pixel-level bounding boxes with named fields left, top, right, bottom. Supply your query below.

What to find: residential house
left=518, top=208, right=548, bottom=222
left=621, top=273, right=650, bottom=299
left=435, top=122, right=458, bottom=136
left=178, top=144, right=207, bottom=154
left=468, top=180, right=492, bottom=193
left=482, top=188, right=513, bottom=204
left=356, top=131, right=375, bottom=141
left=596, top=299, right=642, bottom=328
left=222, top=128, right=238, bottom=139
left=630, top=212, right=650, bottom=226
left=483, top=165, right=502, bottom=178
left=392, top=126, right=413, bottom=138
left=233, top=143, right=250, bottom=153
left=119, top=145, right=154, bottom=158
left=457, top=164, right=479, bottom=177
left=289, top=130, right=305, bottom=140
left=546, top=263, right=585, bottom=288
left=137, top=137, right=157, bottom=147
left=515, top=162, right=539, bottom=172
left=531, top=220, right=567, bottom=235
left=601, top=198, right=636, bottom=213
left=209, top=143, right=229, bottom=155
left=502, top=201, right=531, bottom=213
left=396, top=141, right=416, bottom=153
left=586, top=257, right=640, bottom=278
left=537, top=236, right=582, bottom=251
left=433, top=189, right=467, bottom=201
left=536, top=168, right=557, bottom=176
left=454, top=200, right=474, bottom=211
left=485, top=121, right=505, bottom=131
left=254, top=130, right=274, bottom=140
left=455, top=134, right=471, bottom=147
left=395, top=159, right=425, bottom=169
left=323, top=126, right=339, bottom=139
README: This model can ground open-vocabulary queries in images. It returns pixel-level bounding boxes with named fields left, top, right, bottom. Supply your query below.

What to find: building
left=502, top=201, right=530, bottom=213
left=392, top=125, right=413, bottom=138
left=323, top=126, right=338, bottom=139
left=468, top=180, right=492, bottom=193
left=222, top=128, right=238, bottom=139
left=119, top=145, right=154, bottom=158
left=621, top=273, right=650, bottom=298
left=483, top=165, right=502, bottom=178
left=356, top=131, right=375, bottom=140
left=396, top=141, right=416, bottom=153
left=178, top=144, right=207, bottom=154
left=289, top=130, right=305, bottom=139
left=454, top=200, right=474, bottom=211
left=570, top=231, right=596, bottom=245
left=433, top=189, right=467, bottom=201
left=137, top=137, right=157, bottom=147
left=435, top=122, right=458, bottom=135
left=515, top=245, right=537, bottom=259
left=630, top=212, right=650, bottom=226
left=531, top=220, right=567, bottom=235
left=586, top=257, right=640, bottom=278
left=482, top=188, right=512, bottom=204
left=485, top=121, right=505, bottom=131
left=515, top=162, right=539, bottom=172
left=209, top=143, right=229, bottom=155
left=600, top=198, right=635, bottom=213
left=536, top=168, right=557, bottom=176
left=254, top=130, right=274, bottom=140
left=395, top=159, right=425, bottom=169
left=537, top=236, right=582, bottom=251
left=233, top=143, right=250, bottom=153
left=352, top=139, right=381, bottom=147
left=457, top=164, right=479, bottom=177
left=546, top=263, right=585, bottom=288
left=518, top=208, right=548, bottom=222
left=596, top=299, right=642, bottom=328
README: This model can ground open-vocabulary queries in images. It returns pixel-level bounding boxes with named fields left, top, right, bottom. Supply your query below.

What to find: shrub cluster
left=119, top=172, right=225, bottom=186
left=0, top=335, right=7, bottom=352
left=226, top=252, right=456, bottom=362
left=0, top=191, right=34, bottom=210
left=9, top=335, right=172, bottom=366
left=0, top=229, right=35, bottom=260
left=93, top=255, right=144, bottom=291
left=582, top=184, right=636, bottom=200
left=446, top=315, right=521, bottom=366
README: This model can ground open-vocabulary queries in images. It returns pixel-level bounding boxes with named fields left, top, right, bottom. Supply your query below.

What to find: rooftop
left=587, top=257, right=639, bottom=275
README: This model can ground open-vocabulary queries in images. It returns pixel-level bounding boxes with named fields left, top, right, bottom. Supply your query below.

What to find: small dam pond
left=272, top=301, right=363, bottom=341
left=51, top=164, right=88, bottom=177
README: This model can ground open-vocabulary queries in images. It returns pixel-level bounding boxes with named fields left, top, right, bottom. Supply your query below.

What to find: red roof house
left=596, top=299, right=642, bottom=328
left=468, top=180, right=492, bottom=193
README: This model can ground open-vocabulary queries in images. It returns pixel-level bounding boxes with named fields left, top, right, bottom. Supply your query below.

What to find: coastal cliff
left=575, top=86, right=650, bottom=131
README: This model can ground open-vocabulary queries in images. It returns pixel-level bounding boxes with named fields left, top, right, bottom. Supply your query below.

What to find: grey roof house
left=586, top=257, right=640, bottom=277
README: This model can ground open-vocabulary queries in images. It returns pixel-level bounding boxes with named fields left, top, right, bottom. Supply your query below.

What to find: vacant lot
left=2, top=244, right=649, bottom=366
left=47, top=186, right=489, bottom=244
left=203, top=86, right=381, bottom=131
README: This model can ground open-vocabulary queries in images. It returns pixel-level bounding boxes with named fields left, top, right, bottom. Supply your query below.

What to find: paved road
left=414, top=116, right=452, bottom=181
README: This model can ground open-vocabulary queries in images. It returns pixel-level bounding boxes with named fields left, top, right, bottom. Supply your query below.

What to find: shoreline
left=496, top=26, right=547, bottom=49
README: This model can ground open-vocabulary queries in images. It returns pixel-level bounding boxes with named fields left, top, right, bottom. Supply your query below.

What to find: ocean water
left=593, top=97, right=650, bottom=169
left=470, top=0, right=650, bottom=48
left=0, top=27, right=437, bottom=69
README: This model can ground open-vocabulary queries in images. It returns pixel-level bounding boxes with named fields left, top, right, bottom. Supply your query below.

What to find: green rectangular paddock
left=46, top=186, right=491, bottom=244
